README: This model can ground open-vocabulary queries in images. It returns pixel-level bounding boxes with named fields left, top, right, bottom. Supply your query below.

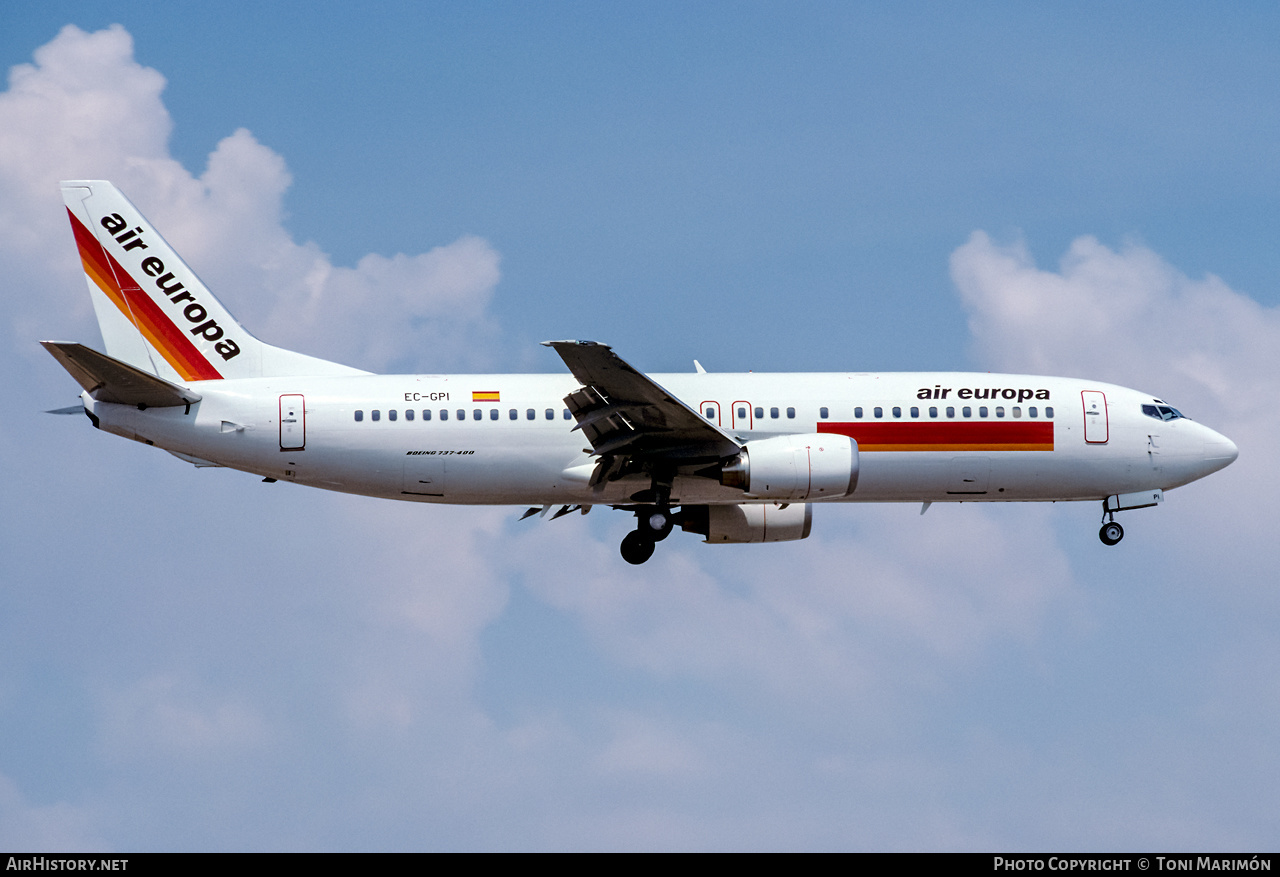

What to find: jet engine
left=680, top=503, right=813, bottom=543
left=719, top=433, right=858, bottom=500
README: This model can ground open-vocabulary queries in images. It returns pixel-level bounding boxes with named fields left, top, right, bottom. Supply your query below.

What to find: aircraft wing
left=544, top=340, right=741, bottom=461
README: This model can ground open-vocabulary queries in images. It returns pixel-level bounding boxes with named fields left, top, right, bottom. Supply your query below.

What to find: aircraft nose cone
left=1204, top=431, right=1238, bottom=469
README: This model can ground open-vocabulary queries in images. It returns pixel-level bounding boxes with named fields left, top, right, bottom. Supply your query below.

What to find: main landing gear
left=620, top=506, right=674, bottom=565
left=619, top=469, right=677, bottom=565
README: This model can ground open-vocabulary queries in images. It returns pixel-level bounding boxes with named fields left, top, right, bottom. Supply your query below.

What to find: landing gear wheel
left=1099, top=521, right=1124, bottom=546
left=621, top=530, right=656, bottom=565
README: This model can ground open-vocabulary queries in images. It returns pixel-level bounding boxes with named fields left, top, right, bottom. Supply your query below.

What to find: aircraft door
left=1082, top=391, right=1108, bottom=443
left=731, top=401, right=753, bottom=430
left=279, top=394, right=305, bottom=450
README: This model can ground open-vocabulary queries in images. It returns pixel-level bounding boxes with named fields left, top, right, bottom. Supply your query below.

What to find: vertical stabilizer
left=60, top=181, right=367, bottom=381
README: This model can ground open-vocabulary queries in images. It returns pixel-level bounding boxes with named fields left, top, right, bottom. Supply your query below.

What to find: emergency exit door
left=280, top=394, right=305, bottom=450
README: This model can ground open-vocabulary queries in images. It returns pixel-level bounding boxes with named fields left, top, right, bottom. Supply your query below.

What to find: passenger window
left=962, top=406, right=972, bottom=418
left=423, top=409, right=432, bottom=421
left=892, top=406, right=901, bottom=418
left=354, top=410, right=363, bottom=422
left=388, top=409, right=397, bottom=422
left=738, top=406, right=747, bottom=419
left=854, top=407, right=863, bottom=419
left=995, top=406, right=1004, bottom=418
left=457, top=409, right=465, bottom=420
left=754, top=407, right=763, bottom=419
left=440, top=409, right=448, bottom=421
left=1012, top=407, right=1021, bottom=418
left=910, top=407, right=919, bottom=418
left=545, top=409, right=554, bottom=420
left=473, top=409, right=482, bottom=420
left=819, top=407, right=828, bottom=419
left=509, top=409, right=517, bottom=420
left=786, top=407, right=795, bottom=419
left=929, top=407, right=938, bottom=418
left=564, top=409, right=571, bottom=420
left=770, top=407, right=779, bottom=419
left=1046, top=407, right=1054, bottom=418
left=527, top=409, right=535, bottom=420
left=946, top=407, right=955, bottom=418
left=705, top=407, right=715, bottom=419
left=1028, top=407, right=1037, bottom=418
left=372, top=410, right=381, bottom=422
left=874, top=407, right=883, bottom=419
left=490, top=409, right=499, bottom=420
left=405, top=409, right=414, bottom=421
left=978, top=406, right=987, bottom=418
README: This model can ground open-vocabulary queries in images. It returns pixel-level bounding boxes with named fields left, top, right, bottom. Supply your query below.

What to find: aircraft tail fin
left=41, top=340, right=201, bottom=408
left=60, top=181, right=367, bottom=381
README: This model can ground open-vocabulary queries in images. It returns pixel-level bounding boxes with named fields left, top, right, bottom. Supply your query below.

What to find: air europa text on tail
left=99, top=212, right=241, bottom=361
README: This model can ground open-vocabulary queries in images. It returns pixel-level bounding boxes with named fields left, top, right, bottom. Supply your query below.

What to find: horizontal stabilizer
left=41, top=341, right=201, bottom=408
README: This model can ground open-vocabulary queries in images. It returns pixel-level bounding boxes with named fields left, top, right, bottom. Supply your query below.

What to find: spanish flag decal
left=472, top=390, right=500, bottom=402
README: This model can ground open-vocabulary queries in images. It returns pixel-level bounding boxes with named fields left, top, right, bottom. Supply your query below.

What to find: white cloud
left=98, top=674, right=269, bottom=760
left=0, top=773, right=108, bottom=851
left=950, top=231, right=1280, bottom=423
left=592, top=711, right=716, bottom=779
left=511, top=501, right=1078, bottom=710
left=0, top=24, right=501, bottom=374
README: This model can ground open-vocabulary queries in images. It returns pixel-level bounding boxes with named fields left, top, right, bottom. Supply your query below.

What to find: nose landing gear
left=1097, top=490, right=1162, bottom=545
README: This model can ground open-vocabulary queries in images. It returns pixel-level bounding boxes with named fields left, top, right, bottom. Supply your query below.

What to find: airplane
left=43, top=181, right=1239, bottom=564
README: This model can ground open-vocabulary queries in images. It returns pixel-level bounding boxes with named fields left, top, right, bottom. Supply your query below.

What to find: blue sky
left=1, top=4, right=1277, bottom=850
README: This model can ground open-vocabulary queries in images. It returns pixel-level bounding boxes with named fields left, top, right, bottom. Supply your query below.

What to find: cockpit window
left=1142, top=403, right=1186, bottom=422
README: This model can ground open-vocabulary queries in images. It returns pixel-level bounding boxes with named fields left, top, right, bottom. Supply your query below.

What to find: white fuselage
left=84, top=370, right=1239, bottom=507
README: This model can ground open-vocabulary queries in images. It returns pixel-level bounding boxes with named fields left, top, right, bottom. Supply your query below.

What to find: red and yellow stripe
left=67, top=209, right=222, bottom=382
left=472, top=390, right=500, bottom=402
left=818, top=421, right=1053, bottom=452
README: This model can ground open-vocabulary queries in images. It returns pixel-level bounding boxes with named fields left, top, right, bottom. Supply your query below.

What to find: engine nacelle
left=719, top=433, right=858, bottom=500
left=680, top=503, right=813, bottom=544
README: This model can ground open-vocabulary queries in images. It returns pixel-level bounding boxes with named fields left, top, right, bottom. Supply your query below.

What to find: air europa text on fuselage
left=98, top=213, right=241, bottom=361
left=917, top=385, right=1051, bottom=401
